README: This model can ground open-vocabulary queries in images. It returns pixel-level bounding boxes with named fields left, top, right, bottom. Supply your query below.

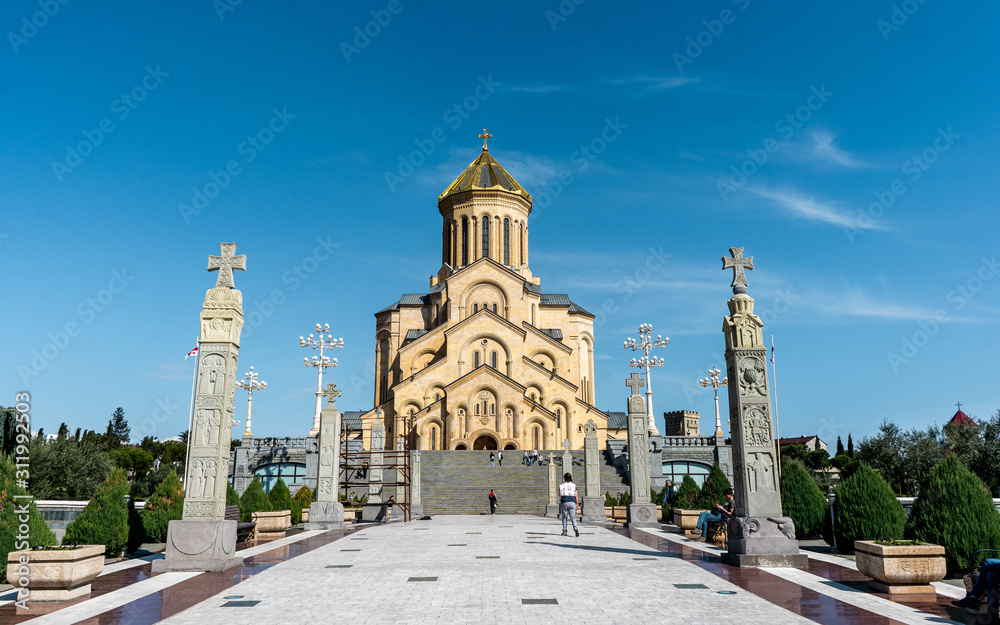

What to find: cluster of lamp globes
left=622, top=323, right=670, bottom=369
left=300, top=323, right=344, bottom=369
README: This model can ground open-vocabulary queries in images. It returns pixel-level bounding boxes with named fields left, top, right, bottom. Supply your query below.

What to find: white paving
left=158, top=515, right=811, bottom=625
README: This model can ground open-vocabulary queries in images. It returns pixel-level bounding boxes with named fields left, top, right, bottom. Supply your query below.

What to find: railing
left=659, top=436, right=717, bottom=447
left=250, top=436, right=308, bottom=448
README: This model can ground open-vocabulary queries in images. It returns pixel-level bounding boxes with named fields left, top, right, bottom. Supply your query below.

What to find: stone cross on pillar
left=154, top=243, right=247, bottom=573
left=720, top=246, right=805, bottom=568
left=581, top=419, right=604, bottom=522
left=362, top=416, right=386, bottom=522
left=625, top=373, right=657, bottom=527
left=305, top=383, right=345, bottom=529
left=561, top=438, right=573, bottom=475
left=545, top=452, right=560, bottom=518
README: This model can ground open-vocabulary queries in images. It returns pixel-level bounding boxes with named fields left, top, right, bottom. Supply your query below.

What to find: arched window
left=435, top=392, right=441, bottom=401
left=533, top=426, right=540, bottom=449
left=474, top=351, right=480, bottom=368
left=481, top=215, right=489, bottom=259
left=519, top=224, right=524, bottom=265
left=491, top=351, right=497, bottom=368
left=556, top=408, right=561, bottom=429
left=475, top=403, right=480, bottom=415
left=482, top=399, right=488, bottom=414
left=461, top=217, right=468, bottom=265
left=492, top=303, right=497, bottom=313
left=409, top=408, right=415, bottom=418
left=490, top=403, right=495, bottom=415
left=473, top=303, right=478, bottom=313
left=431, top=427, right=437, bottom=450
left=503, top=218, right=510, bottom=265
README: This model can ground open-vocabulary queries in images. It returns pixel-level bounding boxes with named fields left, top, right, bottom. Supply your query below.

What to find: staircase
left=419, top=449, right=632, bottom=515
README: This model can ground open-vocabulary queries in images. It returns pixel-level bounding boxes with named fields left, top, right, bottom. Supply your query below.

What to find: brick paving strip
left=631, top=527, right=967, bottom=625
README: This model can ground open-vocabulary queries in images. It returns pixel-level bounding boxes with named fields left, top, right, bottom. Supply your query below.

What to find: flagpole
left=771, top=334, right=782, bottom=476
left=183, top=340, right=198, bottom=490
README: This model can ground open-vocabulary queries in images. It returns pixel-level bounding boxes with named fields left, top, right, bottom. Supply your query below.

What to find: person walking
left=489, top=489, right=498, bottom=515
left=559, top=473, right=580, bottom=537
left=523, top=451, right=529, bottom=465
left=498, top=450, right=503, bottom=467
left=384, top=495, right=395, bottom=523
left=490, top=452, right=495, bottom=466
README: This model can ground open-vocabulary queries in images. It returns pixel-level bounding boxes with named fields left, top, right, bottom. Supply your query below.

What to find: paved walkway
left=1, top=516, right=976, bottom=624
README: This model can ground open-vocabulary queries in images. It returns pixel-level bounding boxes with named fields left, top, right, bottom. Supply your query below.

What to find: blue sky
left=2, top=1, right=998, bottom=445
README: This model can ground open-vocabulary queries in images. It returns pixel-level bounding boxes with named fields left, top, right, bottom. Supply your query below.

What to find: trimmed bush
left=780, top=460, right=828, bottom=539
left=64, top=468, right=130, bottom=556
left=239, top=478, right=271, bottom=522
left=694, top=463, right=732, bottom=509
left=604, top=492, right=616, bottom=506
left=1, top=455, right=56, bottom=583
left=674, top=475, right=700, bottom=510
left=268, top=478, right=293, bottom=511
left=226, top=482, right=240, bottom=507
left=141, top=469, right=184, bottom=542
left=907, top=455, right=1000, bottom=573
left=292, top=486, right=315, bottom=525
left=832, top=463, right=905, bottom=553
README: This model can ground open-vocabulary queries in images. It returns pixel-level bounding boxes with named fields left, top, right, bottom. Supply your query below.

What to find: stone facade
left=663, top=410, right=700, bottom=437
left=360, top=144, right=609, bottom=452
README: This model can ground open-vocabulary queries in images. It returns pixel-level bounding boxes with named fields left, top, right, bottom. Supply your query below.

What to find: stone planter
left=673, top=509, right=700, bottom=530
left=253, top=510, right=291, bottom=540
left=5, top=545, right=105, bottom=601
left=301, top=509, right=308, bottom=523
left=854, top=540, right=946, bottom=596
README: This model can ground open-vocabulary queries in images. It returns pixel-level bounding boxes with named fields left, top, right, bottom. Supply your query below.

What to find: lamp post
left=623, top=323, right=669, bottom=435
left=300, top=323, right=344, bottom=436
left=699, top=366, right=728, bottom=436
left=236, top=366, right=267, bottom=439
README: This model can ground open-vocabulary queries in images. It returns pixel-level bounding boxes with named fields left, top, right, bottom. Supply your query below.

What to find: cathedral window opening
left=481, top=215, right=489, bottom=259
left=491, top=350, right=497, bottom=368
left=475, top=403, right=480, bottom=415
left=556, top=408, right=561, bottom=429
left=431, top=427, right=437, bottom=450
left=461, top=217, right=468, bottom=265
left=492, top=303, right=497, bottom=313
left=435, top=392, right=441, bottom=401
left=533, top=426, right=540, bottom=449
left=490, top=403, right=495, bottom=416
left=473, top=303, right=478, bottom=313
left=519, top=224, right=524, bottom=265
left=474, top=351, right=480, bottom=368
left=503, top=218, right=510, bottom=265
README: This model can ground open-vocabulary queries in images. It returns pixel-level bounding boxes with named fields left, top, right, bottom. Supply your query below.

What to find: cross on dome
left=207, top=242, right=246, bottom=289
left=479, top=128, right=492, bottom=151
left=722, top=246, right=754, bottom=294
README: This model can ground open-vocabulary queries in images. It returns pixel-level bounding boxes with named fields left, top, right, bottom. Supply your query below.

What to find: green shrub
left=605, top=492, right=616, bottom=506
left=907, top=455, right=1000, bottom=573
left=616, top=490, right=631, bottom=506
left=226, top=482, right=240, bottom=507
left=239, top=478, right=270, bottom=522
left=674, top=475, right=700, bottom=510
left=0, top=455, right=56, bottom=583
left=268, top=478, right=293, bottom=511
left=832, top=463, right=905, bottom=553
left=64, top=468, right=130, bottom=556
left=780, top=460, right=828, bottom=539
left=141, top=469, right=184, bottom=542
left=694, top=463, right=732, bottom=509
left=292, top=485, right=315, bottom=525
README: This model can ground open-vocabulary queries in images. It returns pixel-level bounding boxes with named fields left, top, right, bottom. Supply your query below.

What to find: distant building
left=945, top=407, right=977, bottom=428
left=778, top=435, right=827, bottom=452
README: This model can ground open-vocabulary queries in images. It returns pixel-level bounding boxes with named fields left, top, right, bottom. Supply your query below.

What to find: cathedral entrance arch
left=454, top=442, right=468, bottom=450
left=473, top=434, right=498, bottom=450
left=503, top=443, right=517, bottom=450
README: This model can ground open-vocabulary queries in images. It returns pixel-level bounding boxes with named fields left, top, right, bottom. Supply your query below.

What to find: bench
left=706, top=520, right=727, bottom=547
left=225, top=504, right=256, bottom=543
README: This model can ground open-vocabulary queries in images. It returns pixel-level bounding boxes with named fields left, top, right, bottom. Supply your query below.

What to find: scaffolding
left=339, top=412, right=414, bottom=522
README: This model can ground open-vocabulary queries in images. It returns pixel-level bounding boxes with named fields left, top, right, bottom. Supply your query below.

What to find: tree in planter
left=694, top=463, right=732, bottom=509
left=141, top=469, right=184, bottom=542
left=673, top=475, right=700, bottom=510
left=907, top=455, right=1000, bottom=573
left=293, top=485, right=315, bottom=522
left=268, top=478, right=294, bottom=519
left=64, top=469, right=130, bottom=557
left=239, top=478, right=271, bottom=522
left=780, top=460, right=828, bottom=539
left=0, top=455, right=56, bottom=583
left=831, top=463, right=906, bottom=553
left=604, top=492, right=616, bottom=506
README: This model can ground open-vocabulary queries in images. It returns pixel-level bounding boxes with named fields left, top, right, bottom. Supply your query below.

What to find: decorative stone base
left=360, top=503, right=388, bottom=522
left=868, top=580, right=936, bottom=596
left=303, top=501, right=344, bottom=530
left=545, top=503, right=560, bottom=518
left=724, top=516, right=807, bottom=569
left=151, top=520, right=243, bottom=573
left=581, top=497, right=605, bottom=522
left=722, top=553, right=809, bottom=568
left=409, top=504, right=424, bottom=518
left=626, top=503, right=659, bottom=528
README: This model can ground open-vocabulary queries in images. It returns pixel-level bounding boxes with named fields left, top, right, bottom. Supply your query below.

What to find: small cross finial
left=956, top=401, right=963, bottom=410
left=625, top=372, right=645, bottom=396
left=722, top=246, right=754, bottom=294
left=323, top=383, right=341, bottom=401
left=562, top=438, right=572, bottom=453
left=479, top=128, right=492, bottom=151
left=207, top=242, right=247, bottom=289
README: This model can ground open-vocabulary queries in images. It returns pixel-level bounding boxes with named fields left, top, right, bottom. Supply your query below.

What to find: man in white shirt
left=558, top=473, right=580, bottom=537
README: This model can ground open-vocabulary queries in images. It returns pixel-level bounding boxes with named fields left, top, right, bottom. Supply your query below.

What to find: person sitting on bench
left=691, top=487, right=735, bottom=542
left=953, top=558, right=1000, bottom=609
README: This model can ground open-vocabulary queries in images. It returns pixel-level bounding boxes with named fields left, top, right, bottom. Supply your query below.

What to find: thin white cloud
left=749, top=187, right=882, bottom=230
left=810, top=130, right=866, bottom=168
left=505, top=75, right=695, bottom=95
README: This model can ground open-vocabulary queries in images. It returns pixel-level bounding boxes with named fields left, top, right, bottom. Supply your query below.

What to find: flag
left=770, top=335, right=775, bottom=364
left=185, top=345, right=199, bottom=360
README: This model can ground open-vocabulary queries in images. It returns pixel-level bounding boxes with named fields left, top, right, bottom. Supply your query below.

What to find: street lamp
left=300, top=323, right=344, bottom=436
left=236, top=366, right=267, bottom=438
left=623, top=323, right=669, bottom=435
left=699, top=366, right=728, bottom=436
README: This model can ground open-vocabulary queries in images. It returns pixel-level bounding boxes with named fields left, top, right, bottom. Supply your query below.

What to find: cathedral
left=358, top=134, right=613, bottom=452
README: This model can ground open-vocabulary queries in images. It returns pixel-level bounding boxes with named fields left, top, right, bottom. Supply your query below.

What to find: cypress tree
left=832, top=463, right=906, bottom=553
left=64, top=468, right=130, bottom=556
left=141, top=469, right=184, bottom=542
left=239, top=478, right=271, bottom=522
left=836, top=436, right=845, bottom=457
left=674, top=475, right=700, bottom=510
left=780, top=460, right=828, bottom=539
left=694, top=463, right=732, bottom=509
left=0, top=456, right=56, bottom=583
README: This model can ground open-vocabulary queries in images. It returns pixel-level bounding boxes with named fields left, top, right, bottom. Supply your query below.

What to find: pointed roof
left=947, top=409, right=977, bottom=427
left=438, top=149, right=532, bottom=202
